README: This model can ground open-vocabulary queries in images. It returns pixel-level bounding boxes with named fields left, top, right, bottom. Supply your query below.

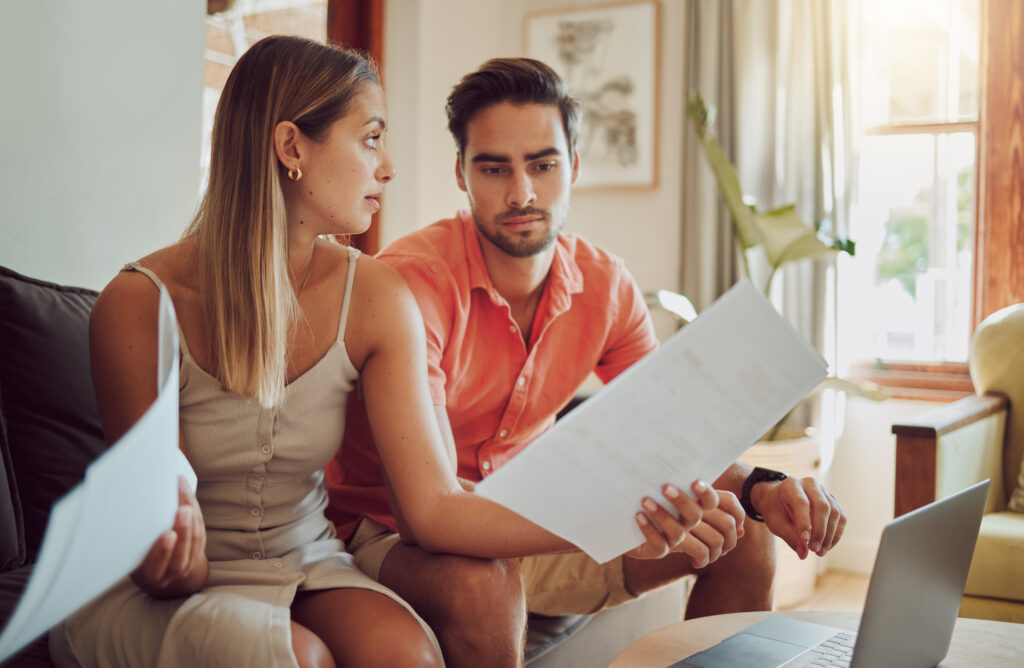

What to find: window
left=203, top=1, right=328, bottom=185
left=201, top=0, right=383, bottom=253
left=841, top=0, right=979, bottom=365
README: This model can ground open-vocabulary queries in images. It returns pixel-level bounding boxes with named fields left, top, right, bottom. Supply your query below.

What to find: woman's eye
left=364, top=135, right=380, bottom=149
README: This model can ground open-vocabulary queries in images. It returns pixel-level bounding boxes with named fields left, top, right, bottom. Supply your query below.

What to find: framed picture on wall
left=524, top=0, right=659, bottom=190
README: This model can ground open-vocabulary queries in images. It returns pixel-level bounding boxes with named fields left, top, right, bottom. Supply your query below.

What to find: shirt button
left=251, top=551, right=263, bottom=560
left=482, top=461, right=492, bottom=471
left=250, top=507, right=261, bottom=517
left=498, top=429, right=508, bottom=438
left=261, top=444, right=272, bottom=454
left=274, top=562, right=283, bottom=569
left=516, top=377, right=526, bottom=387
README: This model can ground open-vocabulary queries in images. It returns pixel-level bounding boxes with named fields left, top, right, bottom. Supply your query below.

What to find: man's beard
left=474, top=206, right=565, bottom=258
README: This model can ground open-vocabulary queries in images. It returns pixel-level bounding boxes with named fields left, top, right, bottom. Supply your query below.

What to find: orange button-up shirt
left=325, top=211, right=658, bottom=539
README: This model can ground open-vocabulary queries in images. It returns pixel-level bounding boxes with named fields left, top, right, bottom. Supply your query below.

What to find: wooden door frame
left=975, top=0, right=1024, bottom=324
left=327, top=0, right=386, bottom=255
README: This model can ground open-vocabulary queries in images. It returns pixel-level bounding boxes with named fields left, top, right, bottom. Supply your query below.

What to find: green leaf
left=686, top=95, right=761, bottom=251
left=809, top=377, right=889, bottom=402
left=831, top=237, right=856, bottom=256
left=753, top=205, right=836, bottom=269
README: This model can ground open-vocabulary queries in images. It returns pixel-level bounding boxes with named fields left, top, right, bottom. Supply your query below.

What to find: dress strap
left=121, top=262, right=192, bottom=357
left=337, top=246, right=361, bottom=342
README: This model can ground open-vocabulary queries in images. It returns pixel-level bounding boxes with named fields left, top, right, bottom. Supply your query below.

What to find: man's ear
left=273, top=121, right=303, bottom=172
left=570, top=149, right=581, bottom=185
left=455, top=152, right=468, bottom=192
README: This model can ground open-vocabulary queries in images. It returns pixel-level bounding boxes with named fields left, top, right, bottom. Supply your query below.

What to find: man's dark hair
left=446, top=58, right=582, bottom=159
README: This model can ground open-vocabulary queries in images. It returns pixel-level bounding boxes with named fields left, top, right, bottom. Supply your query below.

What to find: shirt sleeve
left=379, top=253, right=452, bottom=405
left=594, top=260, right=659, bottom=383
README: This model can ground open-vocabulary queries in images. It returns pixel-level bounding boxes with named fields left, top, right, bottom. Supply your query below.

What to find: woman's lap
left=50, top=547, right=441, bottom=668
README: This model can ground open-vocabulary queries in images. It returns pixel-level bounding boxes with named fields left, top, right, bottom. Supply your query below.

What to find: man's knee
left=438, top=557, right=524, bottom=623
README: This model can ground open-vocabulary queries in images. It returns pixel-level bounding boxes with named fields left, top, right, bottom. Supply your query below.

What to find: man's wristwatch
left=740, top=466, right=789, bottom=522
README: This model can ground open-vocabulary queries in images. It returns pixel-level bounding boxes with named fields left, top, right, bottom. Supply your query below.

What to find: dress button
left=516, top=377, right=526, bottom=387
left=261, top=444, right=272, bottom=454
left=508, top=325, right=516, bottom=333
left=498, top=429, right=508, bottom=438
left=251, top=551, right=263, bottom=560
left=481, top=461, right=492, bottom=471
left=250, top=507, right=261, bottom=517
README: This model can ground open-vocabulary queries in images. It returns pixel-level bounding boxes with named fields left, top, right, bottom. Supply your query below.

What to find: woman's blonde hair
left=185, top=35, right=378, bottom=407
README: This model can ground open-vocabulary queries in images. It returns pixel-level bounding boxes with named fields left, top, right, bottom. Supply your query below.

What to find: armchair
left=892, top=303, right=1024, bottom=623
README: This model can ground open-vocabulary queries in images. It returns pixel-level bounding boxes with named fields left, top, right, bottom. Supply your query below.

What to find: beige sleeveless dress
left=50, top=247, right=439, bottom=667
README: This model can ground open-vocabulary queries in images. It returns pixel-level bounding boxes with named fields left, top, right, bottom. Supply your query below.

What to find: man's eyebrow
left=471, top=152, right=510, bottom=164
left=525, top=148, right=561, bottom=161
left=471, top=147, right=562, bottom=163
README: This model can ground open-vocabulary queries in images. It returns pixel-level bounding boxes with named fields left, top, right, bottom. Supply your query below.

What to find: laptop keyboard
left=784, top=631, right=857, bottom=667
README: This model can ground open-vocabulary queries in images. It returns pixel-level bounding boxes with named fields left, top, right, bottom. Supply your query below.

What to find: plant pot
left=741, top=427, right=821, bottom=609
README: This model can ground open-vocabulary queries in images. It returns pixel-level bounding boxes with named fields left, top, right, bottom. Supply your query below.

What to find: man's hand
left=751, top=476, right=846, bottom=559
left=627, top=480, right=720, bottom=561
left=131, top=476, right=209, bottom=599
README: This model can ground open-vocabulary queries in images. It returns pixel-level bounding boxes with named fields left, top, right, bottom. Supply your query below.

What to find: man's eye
left=534, top=162, right=557, bottom=173
left=481, top=166, right=505, bottom=176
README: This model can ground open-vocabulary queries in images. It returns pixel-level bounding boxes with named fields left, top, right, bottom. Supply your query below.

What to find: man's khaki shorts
left=347, top=517, right=637, bottom=616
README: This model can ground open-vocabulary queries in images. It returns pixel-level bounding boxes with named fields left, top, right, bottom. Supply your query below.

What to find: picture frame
left=524, top=0, right=659, bottom=190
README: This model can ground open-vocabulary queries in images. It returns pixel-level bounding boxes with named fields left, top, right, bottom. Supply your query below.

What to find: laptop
left=672, top=479, right=991, bottom=668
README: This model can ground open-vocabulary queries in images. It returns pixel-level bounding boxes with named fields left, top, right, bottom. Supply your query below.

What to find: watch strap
left=740, top=466, right=789, bottom=522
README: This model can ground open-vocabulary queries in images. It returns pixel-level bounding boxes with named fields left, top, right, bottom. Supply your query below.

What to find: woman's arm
left=90, top=272, right=209, bottom=597
left=349, top=261, right=718, bottom=560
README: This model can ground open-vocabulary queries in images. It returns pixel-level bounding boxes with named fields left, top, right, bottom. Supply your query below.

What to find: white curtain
left=680, top=0, right=741, bottom=313
left=681, top=0, right=857, bottom=463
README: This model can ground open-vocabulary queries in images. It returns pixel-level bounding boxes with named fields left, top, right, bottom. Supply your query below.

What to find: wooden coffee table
left=610, top=610, right=1024, bottom=667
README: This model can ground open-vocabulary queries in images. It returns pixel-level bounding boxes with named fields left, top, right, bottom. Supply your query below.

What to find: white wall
left=0, top=2, right=205, bottom=291
left=381, top=0, right=687, bottom=295
left=824, top=396, right=939, bottom=574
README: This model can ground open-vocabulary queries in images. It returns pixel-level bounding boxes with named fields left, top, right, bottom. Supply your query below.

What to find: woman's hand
left=677, top=491, right=745, bottom=569
left=626, top=480, right=724, bottom=561
left=131, top=476, right=209, bottom=599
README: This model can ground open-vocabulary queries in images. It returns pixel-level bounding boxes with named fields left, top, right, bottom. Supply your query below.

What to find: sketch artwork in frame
left=525, top=0, right=659, bottom=189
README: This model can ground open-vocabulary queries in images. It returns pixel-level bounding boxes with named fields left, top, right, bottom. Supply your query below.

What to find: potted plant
left=685, top=92, right=885, bottom=607
left=685, top=92, right=885, bottom=436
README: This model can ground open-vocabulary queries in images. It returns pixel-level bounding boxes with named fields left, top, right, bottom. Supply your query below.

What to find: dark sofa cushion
left=0, top=383, right=25, bottom=571
left=0, top=266, right=108, bottom=562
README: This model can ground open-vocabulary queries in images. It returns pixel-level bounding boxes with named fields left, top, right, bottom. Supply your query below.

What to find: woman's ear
left=273, top=121, right=302, bottom=171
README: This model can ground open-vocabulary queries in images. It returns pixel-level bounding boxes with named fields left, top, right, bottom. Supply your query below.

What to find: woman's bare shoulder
left=345, top=251, right=424, bottom=368
left=93, top=240, right=199, bottom=327
left=351, top=252, right=416, bottom=304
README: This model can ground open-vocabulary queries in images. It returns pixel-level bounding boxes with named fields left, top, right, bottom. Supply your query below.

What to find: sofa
left=0, top=264, right=686, bottom=667
left=892, top=303, right=1024, bottom=624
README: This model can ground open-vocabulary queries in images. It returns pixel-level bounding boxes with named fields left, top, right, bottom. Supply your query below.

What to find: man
left=326, top=58, right=846, bottom=666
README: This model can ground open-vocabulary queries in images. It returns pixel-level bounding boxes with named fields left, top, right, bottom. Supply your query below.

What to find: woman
left=50, top=36, right=724, bottom=668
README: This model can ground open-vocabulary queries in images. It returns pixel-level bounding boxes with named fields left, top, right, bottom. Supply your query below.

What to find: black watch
left=740, top=467, right=789, bottom=522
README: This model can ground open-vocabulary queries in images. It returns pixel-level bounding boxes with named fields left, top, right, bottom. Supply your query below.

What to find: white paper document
left=476, top=280, right=827, bottom=563
left=0, top=287, right=195, bottom=663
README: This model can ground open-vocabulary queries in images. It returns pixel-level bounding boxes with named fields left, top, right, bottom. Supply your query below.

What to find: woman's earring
left=287, top=167, right=303, bottom=182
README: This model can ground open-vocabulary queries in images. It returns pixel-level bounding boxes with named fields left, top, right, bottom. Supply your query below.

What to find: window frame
left=856, top=0, right=1023, bottom=400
